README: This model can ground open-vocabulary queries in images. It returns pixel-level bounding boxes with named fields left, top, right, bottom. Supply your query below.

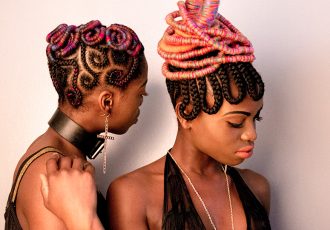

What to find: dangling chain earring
left=97, top=114, right=114, bottom=174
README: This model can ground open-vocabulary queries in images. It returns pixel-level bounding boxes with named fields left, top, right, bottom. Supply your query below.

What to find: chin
left=110, top=127, right=129, bottom=135
left=218, top=157, right=244, bottom=167
left=229, top=158, right=245, bottom=166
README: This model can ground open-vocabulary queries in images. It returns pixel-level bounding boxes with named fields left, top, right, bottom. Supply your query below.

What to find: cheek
left=192, top=121, right=240, bottom=152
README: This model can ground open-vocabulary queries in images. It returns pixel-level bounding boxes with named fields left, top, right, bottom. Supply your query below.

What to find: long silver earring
left=97, top=114, right=114, bottom=174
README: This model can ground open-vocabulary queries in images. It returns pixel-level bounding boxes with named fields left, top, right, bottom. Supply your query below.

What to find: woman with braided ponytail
left=4, top=20, right=147, bottom=230
left=107, top=0, right=271, bottom=229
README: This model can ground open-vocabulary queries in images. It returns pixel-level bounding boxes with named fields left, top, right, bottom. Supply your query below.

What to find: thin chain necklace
left=167, top=151, right=235, bottom=230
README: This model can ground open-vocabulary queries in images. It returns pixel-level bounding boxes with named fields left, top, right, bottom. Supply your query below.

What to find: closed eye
left=227, top=121, right=244, bottom=128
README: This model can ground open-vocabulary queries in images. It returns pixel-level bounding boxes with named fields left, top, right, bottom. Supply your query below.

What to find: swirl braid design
left=61, top=59, right=82, bottom=107
left=79, top=20, right=106, bottom=46
left=46, top=20, right=145, bottom=108
left=106, top=24, right=143, bottom=57
left=79, top=43, right=100, bottom=90
left=105, top=55, right=140, bottom=88
left=46, top=24, right=80, bottom=62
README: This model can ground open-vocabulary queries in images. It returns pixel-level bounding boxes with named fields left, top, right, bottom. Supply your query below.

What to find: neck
left=44, top=127, right=86, bottom=159
left=169, top=131, right=220, bottom=175
left=48, top=108, right=104, bottom=159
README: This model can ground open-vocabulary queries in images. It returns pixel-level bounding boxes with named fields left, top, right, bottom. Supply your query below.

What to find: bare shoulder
left=107, top=156, right=166, bottom=229
left=15, top=149, right=66, bottom=229
left=107, top=155, right=165, bottom=199
left=237, top=168, right=271, bottom=213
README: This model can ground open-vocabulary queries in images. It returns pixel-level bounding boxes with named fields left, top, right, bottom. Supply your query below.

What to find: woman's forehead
left=220, top=97, right=263, bottom=114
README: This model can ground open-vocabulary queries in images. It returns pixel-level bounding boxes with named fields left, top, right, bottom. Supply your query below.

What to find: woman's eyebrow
left=224, top=111, right=251, bottom=116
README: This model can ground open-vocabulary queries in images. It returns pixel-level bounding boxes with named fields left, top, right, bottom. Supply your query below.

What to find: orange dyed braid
left=158, top=0, right=255, bottom=80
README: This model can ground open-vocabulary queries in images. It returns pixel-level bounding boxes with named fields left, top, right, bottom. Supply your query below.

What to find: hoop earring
left=97, top=114, right=114, bottom=174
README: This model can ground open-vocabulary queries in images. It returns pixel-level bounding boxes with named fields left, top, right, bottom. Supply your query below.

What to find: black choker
left=48, top=108, right=104, bottom=159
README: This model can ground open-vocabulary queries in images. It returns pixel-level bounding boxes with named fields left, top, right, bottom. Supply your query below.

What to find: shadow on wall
left=93, top=80, right=175, bottom=196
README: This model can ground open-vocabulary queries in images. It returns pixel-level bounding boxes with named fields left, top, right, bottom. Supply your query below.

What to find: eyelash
left=227, top=116, right=263, bottom=129
left=255, top=116, right=263, bottom=122
left=228, top=122, right=244, bottom=128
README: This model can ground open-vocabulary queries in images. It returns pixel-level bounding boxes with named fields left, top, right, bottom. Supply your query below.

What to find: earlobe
left=175, top=102, right=192, bottom=129
left=99, top=91, right=113, bottom=114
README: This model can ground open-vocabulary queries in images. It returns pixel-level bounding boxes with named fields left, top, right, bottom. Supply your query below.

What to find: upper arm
left=16, top=152, right=67, bottom=230
left=107, top=175, right=148, bottom=230
left=239, top=169, right=271, bottom=214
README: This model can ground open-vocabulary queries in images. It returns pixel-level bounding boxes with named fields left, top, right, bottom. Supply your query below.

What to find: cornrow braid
left=46, top=20, right=144, bottom=108
left=105, top=53, right=141, bottom=88
left=64, top=59, right=82, bottom=108
left=79, top=43, right=100, bottom=90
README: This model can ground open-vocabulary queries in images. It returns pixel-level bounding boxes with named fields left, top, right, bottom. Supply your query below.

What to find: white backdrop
left=1, top=0, right=329, bottom=229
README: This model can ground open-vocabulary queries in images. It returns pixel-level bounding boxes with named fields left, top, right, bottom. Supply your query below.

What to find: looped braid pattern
left=166, top=62, right=264, bottom=120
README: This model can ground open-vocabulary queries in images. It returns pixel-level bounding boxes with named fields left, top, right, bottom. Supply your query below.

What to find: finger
left=46, top=156, right=59, bottom=174
left=83, top=162, right=95, bottom=175
left=72, top=157, right=84, bottom=171
left=59, top=156, right=73, bottom=169
left=40, top=174, right=49, bottom=206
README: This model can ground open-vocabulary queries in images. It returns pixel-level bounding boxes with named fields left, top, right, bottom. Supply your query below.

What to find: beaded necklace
left=168, top=151, right=234, bottom=230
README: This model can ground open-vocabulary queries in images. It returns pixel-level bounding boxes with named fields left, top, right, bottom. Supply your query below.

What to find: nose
left=241, top=121, right=257, bottom=142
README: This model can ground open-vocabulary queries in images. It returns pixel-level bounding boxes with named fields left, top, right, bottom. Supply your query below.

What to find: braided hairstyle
left=166, top=61, right=264, bottom=120
left=46, top=20, right=144, bottom=108
left=158, top=0, right=264, bottom=120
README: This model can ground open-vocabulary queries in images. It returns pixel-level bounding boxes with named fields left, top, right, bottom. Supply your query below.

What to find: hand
left=40, top=155, right=103, bottom=230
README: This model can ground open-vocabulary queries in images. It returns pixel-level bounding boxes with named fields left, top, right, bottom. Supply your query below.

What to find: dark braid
left=166, top=79, right=176, bottom=106
left=178, top=80, right=192, bottom=120
left=66, top=60, right=82, bottom=108
left=186, top=79, right=201, bottom=120
left=166, top=62, right=264, bottom=120
left=240, top=62, right=264, bottom=101
left=79, top=43, right=100, bottom=90
left=220, top=64, right=245, bottom=104
left=203, top=73, right=223, bottom=114
left=46, top=20, right=144, bottom=108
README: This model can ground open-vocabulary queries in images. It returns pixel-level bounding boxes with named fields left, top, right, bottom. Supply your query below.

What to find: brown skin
left=40, top=156, right=103, bottom=230
left=13, top=55, right=148, bottom=230
left=107, top=95, right=270, bottom=230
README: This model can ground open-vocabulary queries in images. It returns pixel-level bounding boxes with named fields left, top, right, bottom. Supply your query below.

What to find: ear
left=175, top=102, right=192, bottom=130
left=98, top=90, right=113, bottom=114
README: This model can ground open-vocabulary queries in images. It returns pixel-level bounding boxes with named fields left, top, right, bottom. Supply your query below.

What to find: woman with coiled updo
left=107, top=0, right=271, bottom=229
left=4, top=20, right=147, bottom=230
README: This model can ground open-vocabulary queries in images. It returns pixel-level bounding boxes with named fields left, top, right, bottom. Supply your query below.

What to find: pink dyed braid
left=158, top=0, right=255, bottom=80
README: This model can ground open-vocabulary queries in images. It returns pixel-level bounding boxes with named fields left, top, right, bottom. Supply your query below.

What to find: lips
left=235, top=145, right=254, bottom=159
